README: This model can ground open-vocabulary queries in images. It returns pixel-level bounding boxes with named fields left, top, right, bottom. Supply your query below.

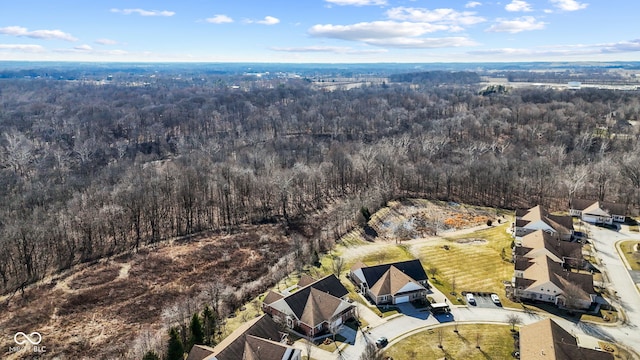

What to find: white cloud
left=465, top=1, right=482, bottom=8
left=325, top=0, right=387, bottom=5
left=549, top=0, right=588, bottom=11
left=310, top=21, right=449, bottom=40
left=470, top=39, right=640, bottom=58
left=95, top=38, right=118, bottom=45
left=505, top=0, right=533, bottom=12
left=256, top=16, right=280, bottom=25
left=309, top=21, right=477, bottom=48
left=364, top=36, right=477, bottom=48
left=486, top=16, right=546, bottom=33
left=206, top=15, right=234, bottom=24
left=110, top=8, right=175, bottom=17
left=0, top=44, right=45, bottom=52
left=270, top=45, right=387, bottom=54
left=599, top=39, right=640, bottom=53
left=74, top=44, right=92, bottom=51
left=386, top=7, right=486, bottom=26
left=0, top=26, right=77, bottom=41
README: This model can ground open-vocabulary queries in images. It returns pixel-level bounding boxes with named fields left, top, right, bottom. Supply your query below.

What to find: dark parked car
left=376, top=337, right=388, bottom=348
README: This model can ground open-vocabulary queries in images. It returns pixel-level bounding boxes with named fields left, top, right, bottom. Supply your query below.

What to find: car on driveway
left=465, top=293, right=476, bottom=305
left=491, top=293, right=501, bottom=305
left=376, top=337, right=388, bottom=348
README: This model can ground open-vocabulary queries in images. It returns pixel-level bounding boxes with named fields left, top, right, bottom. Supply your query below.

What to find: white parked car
left=491, top=293, right=501, bottom=304
left=465, top=293, right=476, bottom=305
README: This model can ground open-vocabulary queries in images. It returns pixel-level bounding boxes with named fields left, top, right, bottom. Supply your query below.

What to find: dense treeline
left=1, top=74, right=640, bottom=295
left=389, top=70, right=481, bottom=84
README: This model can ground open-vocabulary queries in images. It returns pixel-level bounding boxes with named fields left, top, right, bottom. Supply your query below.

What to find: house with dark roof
left=186, top=314, right=301, bottom=360
left=513, top=205, right=574, bottom=242
left=569, top=199, right=627, bottom=225
left=519, top=318, right=613, bottom=360
left=261, top=274, right=354, bottom=338
left=349, top=259, right=428, bottom=305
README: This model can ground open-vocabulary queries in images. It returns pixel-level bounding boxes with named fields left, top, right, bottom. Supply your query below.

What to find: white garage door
left=394, top=295, right=410, bottom=304
left=332, top=316, right=343, bottom=327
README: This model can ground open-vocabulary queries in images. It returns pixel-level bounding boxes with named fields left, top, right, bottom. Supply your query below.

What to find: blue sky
left=0, top=0, right=638, bottom=63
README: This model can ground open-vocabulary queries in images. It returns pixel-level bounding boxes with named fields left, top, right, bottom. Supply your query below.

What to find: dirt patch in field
left=67, top=264, right=121, bottom=289
left=455, top=238, right=488, bottom=245
left=372, top=200, right=496, bottom=241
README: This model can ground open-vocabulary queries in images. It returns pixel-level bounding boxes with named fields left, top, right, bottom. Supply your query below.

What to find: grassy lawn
left=378, top=305, right=401, bottom=318
left=581, top=309, right=618, bottom=324
left=384, top=324, right=516, bottom=360
left=619, top=241, right=640, bottom=271
left=316, top=334, right=347, bottom=352
left=419, top=222, right=518, bottom=308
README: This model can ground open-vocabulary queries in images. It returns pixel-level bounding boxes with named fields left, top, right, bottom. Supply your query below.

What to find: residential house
left=513, top=205, right=574, bottom=242
left=186, top=314, right=301, bottom=360
left=519, top=318, right=613, bottom=360
left=569, top=199, right=626, bottom=225
left=513, top=230, right=584, bottom=269
left=514, top=253, right=596, bottom=310
left=262, top=274, right=354, bottom=338
left=349, top=259, right=428, bottom=305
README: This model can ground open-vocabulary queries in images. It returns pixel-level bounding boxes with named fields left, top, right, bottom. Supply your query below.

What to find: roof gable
left=276, top=275, right=352, bottom=327
left=369, top=266, right=425, bottom=297
left=520, top=319, right=613, bottom=360
left=263, top=290, right=284, bottom=305
left=520, top=231, right=582, bottom=263
left=571, top=199, right=626, bottom=216
left=297, top=275, right=317, bottom=288
left=209, top=315, right=284, bottom=360
left=298, top=288, right=345, bottom=327
left=360, top=259, right=428, bottom=287
left=307, top=274, right=349, bottom=299
left=583, top=202, right=610, bottom=217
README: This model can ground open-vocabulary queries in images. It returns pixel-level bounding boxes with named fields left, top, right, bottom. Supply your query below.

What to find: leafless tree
left=506, top=314, right=522, bottom=332
left=359, top=341, right=384, bottom=360
left=331, top=256, right=345, bottom=277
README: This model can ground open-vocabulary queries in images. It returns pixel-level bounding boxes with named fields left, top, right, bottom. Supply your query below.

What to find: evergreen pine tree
left=189, top=313, right=205, bottom=351
left=167, top=327, right=184, bottom=360
left=202, top=305, right=216, bottom=345
left=142, top=350, right=160, bottom=360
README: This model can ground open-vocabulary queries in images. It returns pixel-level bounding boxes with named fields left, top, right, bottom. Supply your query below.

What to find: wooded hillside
left=1, top=73, right=640, bottom=296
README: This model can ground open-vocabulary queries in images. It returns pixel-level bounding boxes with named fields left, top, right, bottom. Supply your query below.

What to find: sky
left=0, top=0, right=639, bottom=63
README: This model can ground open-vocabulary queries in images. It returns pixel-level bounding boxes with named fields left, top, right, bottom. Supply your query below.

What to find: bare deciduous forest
left=1, top=69, right=640, bottom=299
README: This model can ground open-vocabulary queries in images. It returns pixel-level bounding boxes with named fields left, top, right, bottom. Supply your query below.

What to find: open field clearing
left=0, top=225, right=293, bottom=359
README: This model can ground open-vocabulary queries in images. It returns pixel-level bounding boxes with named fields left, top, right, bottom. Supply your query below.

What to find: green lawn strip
left=420, top=222, right=517, bottom=308
left=383, top=324, right=516, bottom=360
left=619, top=241, right=640, bottom=271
